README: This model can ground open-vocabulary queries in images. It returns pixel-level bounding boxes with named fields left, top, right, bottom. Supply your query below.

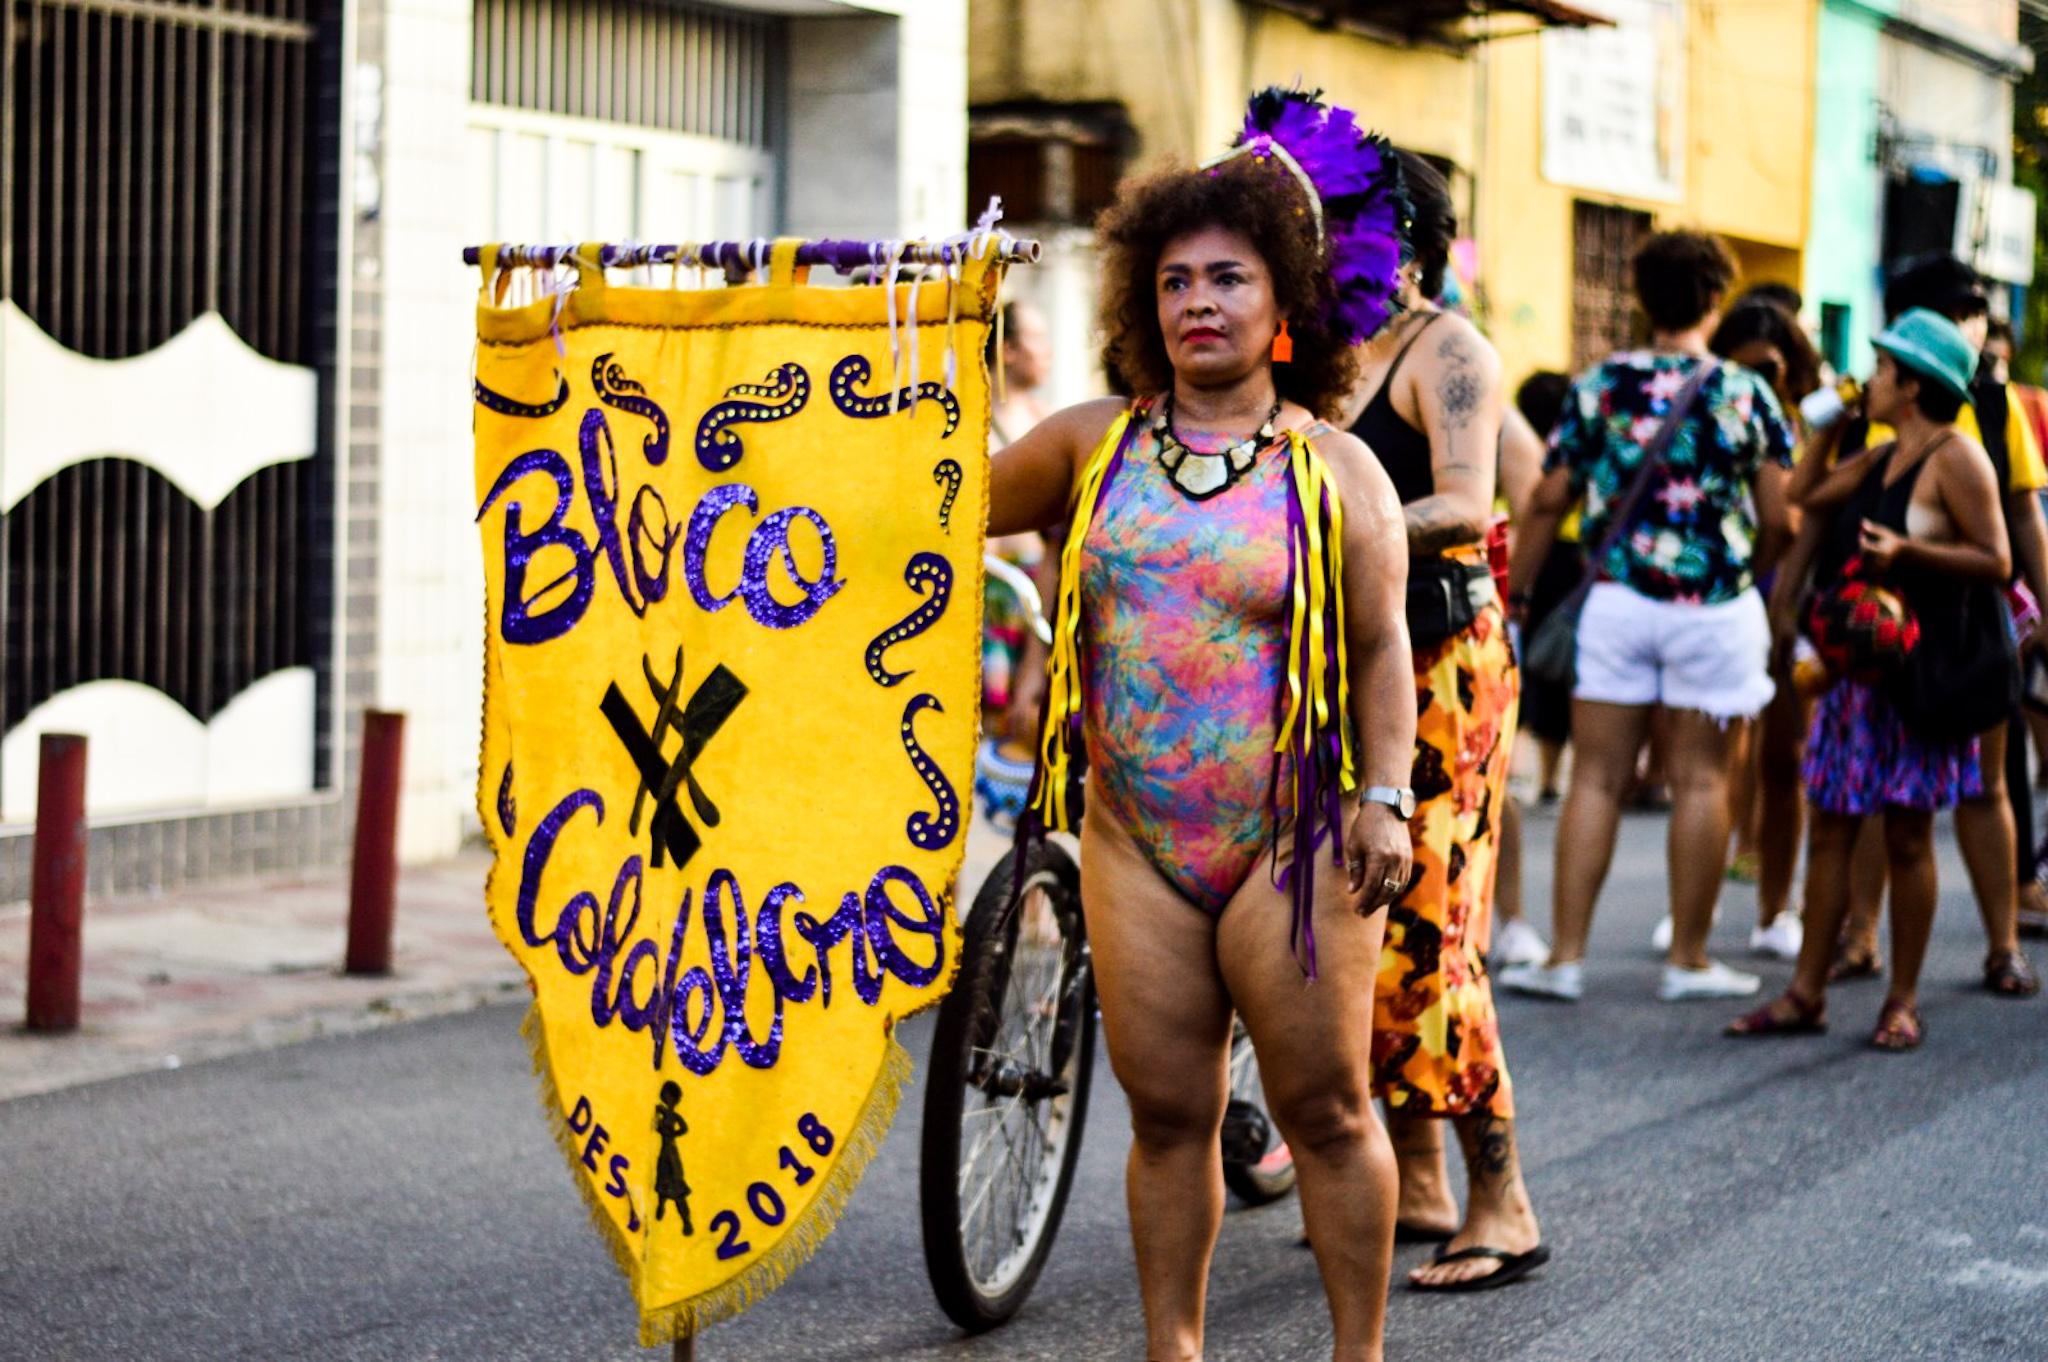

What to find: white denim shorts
left=1573, top=582, right=1775, bottom=721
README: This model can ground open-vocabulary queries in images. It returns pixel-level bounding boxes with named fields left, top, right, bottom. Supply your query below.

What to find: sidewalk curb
left=0, top=969, right=531, bottom=1104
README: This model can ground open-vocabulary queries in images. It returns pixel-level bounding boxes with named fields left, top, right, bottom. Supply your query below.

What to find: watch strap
left=1362, top=785, right=1413, bottom=815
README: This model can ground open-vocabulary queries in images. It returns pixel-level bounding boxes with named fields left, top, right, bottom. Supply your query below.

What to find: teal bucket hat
left=1872, top=307, right=1979, bottom=401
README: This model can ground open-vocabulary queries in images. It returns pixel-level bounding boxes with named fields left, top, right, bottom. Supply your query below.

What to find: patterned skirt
left=1372, top=595, right=1519, bottom=1121
left=1803, top=677, right=1982, bottom=816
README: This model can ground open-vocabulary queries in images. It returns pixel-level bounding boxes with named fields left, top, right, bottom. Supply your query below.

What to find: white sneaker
left=1652, top=909, right=1720, bottom=954
left=1658, top=959, right=1762, bottom=1001
left=1499, top=960, right=1584, bottom=1001
left=1750, top=916, right=1804, bottom=960
left=1494, top=918, right=1551, bottom=969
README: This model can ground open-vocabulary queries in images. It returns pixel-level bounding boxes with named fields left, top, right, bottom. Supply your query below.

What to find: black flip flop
left=1408, top=1243, right=1550, bottom=1293
left=1395, top=1220, right=1457, bottom=1244
left=1299, top=1220, right=1457, bottom=1251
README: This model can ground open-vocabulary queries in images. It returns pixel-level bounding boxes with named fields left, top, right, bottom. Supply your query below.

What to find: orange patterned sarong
left=1371, top=585, right=1519, bottom=1120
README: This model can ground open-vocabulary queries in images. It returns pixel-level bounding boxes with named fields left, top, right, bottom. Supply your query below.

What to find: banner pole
left=672, top=1336, right=695, bottom=1361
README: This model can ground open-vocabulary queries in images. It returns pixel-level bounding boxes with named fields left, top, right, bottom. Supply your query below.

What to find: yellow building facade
left=1475, top=2, right=1815, bottom=385
left=969, top=1, right=1816, bottom=396
left=971, top=2, right=1482, bottom=176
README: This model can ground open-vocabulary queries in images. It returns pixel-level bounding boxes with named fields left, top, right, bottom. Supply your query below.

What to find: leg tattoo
left=1455, top=1114, right=1515, bottom=1186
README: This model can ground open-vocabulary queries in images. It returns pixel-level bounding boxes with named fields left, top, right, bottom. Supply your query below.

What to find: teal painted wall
left=1805, top=1, right=1888, bottom=378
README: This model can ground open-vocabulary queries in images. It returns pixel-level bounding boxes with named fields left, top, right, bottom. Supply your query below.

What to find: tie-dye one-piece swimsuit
left=1078, top=420, right=1305, bottom=912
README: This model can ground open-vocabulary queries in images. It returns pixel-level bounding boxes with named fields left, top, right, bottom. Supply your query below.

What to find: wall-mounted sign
left=1541, top=0, right=1686, bottom=205
left=1963, top=179, right=2037, bottom=286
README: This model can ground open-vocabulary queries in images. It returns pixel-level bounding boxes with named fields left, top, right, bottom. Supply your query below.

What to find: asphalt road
left=4, top=806, right=2046, bottom=1362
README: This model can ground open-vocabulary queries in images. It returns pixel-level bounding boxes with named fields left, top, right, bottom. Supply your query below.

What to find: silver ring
left=1381, top=876, right=1401, bottom=892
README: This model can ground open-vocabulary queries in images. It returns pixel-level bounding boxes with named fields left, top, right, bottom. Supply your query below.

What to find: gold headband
left=1198, top=140, right=1326, bottom=247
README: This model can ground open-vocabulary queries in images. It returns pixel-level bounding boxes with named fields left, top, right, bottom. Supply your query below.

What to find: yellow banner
left=472, top=241, right=995, bottom=1343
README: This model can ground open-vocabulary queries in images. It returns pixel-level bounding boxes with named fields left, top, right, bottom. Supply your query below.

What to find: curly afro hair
left=1095, top=157, right=1360, bottom=420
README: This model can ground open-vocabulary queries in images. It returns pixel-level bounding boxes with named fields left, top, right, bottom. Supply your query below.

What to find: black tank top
left=1817, top=440, right=1960, bottom=621
left=1348, top=313, right=1442, bottom=505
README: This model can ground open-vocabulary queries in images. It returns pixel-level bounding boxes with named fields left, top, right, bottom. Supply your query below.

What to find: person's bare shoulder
left=1306, top=424, right=1401, bottom=518
left=1412, top=311, right=1500, bottom=378
left=1935, top=430, right=2000, bottom=495
left=1038, top=396, right=1131, bottom=470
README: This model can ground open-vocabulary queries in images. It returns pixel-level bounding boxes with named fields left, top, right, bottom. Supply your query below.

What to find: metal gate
left=1, top=0, right=332, bottom=816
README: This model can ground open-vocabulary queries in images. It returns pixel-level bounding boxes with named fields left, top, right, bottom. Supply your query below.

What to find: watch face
left=1398, top=789, right=1417, bottom=819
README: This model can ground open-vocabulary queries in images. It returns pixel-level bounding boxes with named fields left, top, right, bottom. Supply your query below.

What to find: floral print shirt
left=1546, top=352, right=1795, bottom=604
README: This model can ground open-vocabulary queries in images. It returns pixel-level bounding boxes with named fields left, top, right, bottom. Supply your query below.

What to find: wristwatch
left=1361, top=785, right=1418, bottom=820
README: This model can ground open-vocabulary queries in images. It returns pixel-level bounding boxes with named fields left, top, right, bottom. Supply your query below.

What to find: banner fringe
left=636, top=1035, right=916, bottom=1346
left=520, top=1006, right=647, bottom=1287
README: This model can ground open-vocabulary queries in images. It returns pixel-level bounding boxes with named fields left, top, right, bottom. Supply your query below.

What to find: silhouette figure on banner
left=653, top=1081, right=694, bottom=1235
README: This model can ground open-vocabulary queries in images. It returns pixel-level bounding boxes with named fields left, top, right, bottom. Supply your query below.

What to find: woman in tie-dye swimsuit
left=985, top=89, right=1422, bottom=1360
left=1080, top=402, right=1329, bottom=909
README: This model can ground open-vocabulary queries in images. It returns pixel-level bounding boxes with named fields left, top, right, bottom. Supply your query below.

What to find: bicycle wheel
left=920, top=840, right=1096, bottom=1331
left=1220, top=1018, right=1297, bottom=1206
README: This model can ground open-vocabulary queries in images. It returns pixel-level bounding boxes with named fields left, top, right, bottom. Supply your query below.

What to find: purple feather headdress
left=1204, top=86, right=1410, bottom=345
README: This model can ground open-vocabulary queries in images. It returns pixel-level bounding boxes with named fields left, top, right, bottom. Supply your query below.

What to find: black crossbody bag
left=1523, top=360, right=1720, bottom=689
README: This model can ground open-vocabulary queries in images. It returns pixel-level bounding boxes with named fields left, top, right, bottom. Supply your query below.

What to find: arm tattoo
left=1436, top=334, right=1480, bottom=431
left=1405, top=494, right=1487, bottom=553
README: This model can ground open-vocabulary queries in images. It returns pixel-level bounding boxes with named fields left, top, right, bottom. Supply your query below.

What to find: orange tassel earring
left=1271, top=320, right=1294, bottom=364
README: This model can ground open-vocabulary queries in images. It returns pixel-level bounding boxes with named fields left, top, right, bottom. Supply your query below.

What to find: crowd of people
left=976, top=85, right=2041, bottom=1362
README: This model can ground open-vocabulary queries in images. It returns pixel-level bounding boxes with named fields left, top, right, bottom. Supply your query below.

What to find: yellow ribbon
left=1029, top=409, right=1356, bottom=839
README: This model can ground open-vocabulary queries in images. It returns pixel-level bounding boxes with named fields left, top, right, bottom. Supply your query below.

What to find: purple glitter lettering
left=738, top=506, right=843, bottom=630
left=613, top=938, right=663, bottom=1032
left=794, top=892, right=868, bottom=1008
left=684, top=484, right=756, bottom=613
left=589, top=857, right=646, bottom=1025
left=702, top=870, right=784, bottom=1069
left=579, top=408, right=645, bottom=617
left=516, top=789, right=604, bottom=948
left=863, top=865, right=945, bottom=988
left=476, top=449, right=596, bottom=645
left=627, top=486, right=678, bottom=606
left=669, top=964, right=726, bottom=1076
left=756, top=883, right=817, bottom=1004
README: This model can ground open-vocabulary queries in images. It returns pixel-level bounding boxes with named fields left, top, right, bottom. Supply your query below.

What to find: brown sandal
left=1827, top=943, right=1883, bottom=983
left=1869, top=999, right=1924, bottom=1051
left=1725, top=990, right=1828, bottom=1037
left=1985, top=949, right=2041, bottom=998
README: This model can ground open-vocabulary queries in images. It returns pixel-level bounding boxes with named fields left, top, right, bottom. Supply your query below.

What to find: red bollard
left=27, top=733, right=88, bottom=1033
left=346, top=710, right=405, bottom=976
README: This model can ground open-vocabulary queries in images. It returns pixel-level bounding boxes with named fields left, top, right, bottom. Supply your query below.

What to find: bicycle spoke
left=939, top=864, right=1090, bottom=1303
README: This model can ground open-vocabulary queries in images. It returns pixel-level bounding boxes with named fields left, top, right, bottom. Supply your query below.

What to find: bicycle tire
left=919, top=841, right=1096, bottom=1331
left=1220, top=1023, right=1297, bottom=1207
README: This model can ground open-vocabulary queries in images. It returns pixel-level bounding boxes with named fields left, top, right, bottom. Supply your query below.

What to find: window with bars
left=1571, top=199, right=1651, bottom=371
left=3, top=0, right=319, bottom=362
left=471, top=0, right=781, bottom=151
left=1, top=0, right=335, bottom=771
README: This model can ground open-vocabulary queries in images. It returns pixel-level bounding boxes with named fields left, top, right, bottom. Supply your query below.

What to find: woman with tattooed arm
left=1337, top=150, right=1548, bottom=1292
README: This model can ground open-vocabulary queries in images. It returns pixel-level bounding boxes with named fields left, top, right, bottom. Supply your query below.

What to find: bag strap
left=1577, top=358, right=1720, bottom=588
